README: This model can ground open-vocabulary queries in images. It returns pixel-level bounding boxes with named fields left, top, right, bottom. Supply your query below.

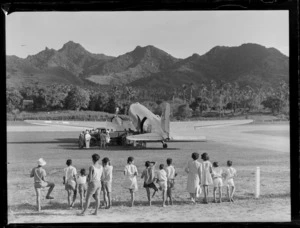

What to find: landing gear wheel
left=163, top=143, right=168, bottom=149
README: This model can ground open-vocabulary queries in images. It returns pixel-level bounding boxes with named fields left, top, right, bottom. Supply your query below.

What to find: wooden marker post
left=255, top=167, right=260, bottom=198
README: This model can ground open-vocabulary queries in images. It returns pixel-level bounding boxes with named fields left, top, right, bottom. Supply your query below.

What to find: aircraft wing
left=193, top=119, right=253, bottom=129
left=126, top=133, right=163, bottom=142
left=168, top=135, right=207, bottom=142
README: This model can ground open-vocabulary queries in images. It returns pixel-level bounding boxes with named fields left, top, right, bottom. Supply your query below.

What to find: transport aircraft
left=25, top=102, right=253, bottom=148
left=125, top=102, right=253, bottom=148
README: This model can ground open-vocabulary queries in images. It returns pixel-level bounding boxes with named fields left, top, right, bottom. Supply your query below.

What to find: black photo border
left=1, top=0, right=299, bottom=227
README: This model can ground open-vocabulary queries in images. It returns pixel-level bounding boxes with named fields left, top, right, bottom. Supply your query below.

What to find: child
left=122, top=157, right=138, bottom=207
left=30, top=158, right=55, bottom=211
left=77, top=169, right=87, bottom=210
left=63, top=159, right=77, bottom=208
left=201, top=152, right=213, bottom=204
left=80, top=153, right=103, bottom=216
left=101, top=157, right=113, bottom=209
left=211, top=162, right=223, bottom=203
left=165, top=158, right=177, bottom=205
left=141, top=161, right=158, bottom=206
left=155, top=164, right=168, bottom=207
left=224, top=160, right=237, bottom=202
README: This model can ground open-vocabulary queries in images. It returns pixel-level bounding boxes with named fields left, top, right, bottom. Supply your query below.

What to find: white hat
left=38, top=158, right=46, bottom=166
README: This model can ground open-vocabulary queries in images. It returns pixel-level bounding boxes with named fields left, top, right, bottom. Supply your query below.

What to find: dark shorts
left=167, top=179, right=175, bottom=189
left=143, top=182, right=158, bottom=191
left=78, top=183, right=87, bottom=194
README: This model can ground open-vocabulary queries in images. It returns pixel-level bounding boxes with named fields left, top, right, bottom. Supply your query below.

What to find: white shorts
left=213, top=178, right=223, bottom=188
left=225, top=179, right=235, bottom=187
left=158, top=181, right=168, bottom=191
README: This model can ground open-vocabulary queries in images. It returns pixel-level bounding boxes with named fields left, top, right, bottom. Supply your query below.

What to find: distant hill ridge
left=6, top=41, right=289, bottom=89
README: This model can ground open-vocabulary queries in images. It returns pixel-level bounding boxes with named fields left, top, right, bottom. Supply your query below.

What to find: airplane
left=25, top=102, right=253, bottom=148
left=125, top=102, right=254, bottom=148
left=126, top=102, right=202, bottom=148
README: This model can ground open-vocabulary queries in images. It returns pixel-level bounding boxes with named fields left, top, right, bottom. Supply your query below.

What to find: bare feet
left=162, top=204, right=166, bottom=207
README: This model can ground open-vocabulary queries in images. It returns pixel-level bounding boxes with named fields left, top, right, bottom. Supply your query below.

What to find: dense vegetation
left=6, top=80, right=289, bottom=121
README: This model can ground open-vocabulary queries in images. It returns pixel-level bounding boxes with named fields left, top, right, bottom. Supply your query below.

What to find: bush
left=175, top=104, right=192, bottom=120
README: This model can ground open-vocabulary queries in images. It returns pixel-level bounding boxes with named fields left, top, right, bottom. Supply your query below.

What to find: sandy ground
left=8, top=198, right=290, bottom=223
left=6, top=120, right=291, bottom=223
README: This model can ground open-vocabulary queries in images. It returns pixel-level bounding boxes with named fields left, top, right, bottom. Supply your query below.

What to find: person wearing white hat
left=30, top=158, right=55, bottom=211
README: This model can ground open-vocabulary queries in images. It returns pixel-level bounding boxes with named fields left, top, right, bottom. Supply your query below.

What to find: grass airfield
left=7, top=120, right=290, bottom=223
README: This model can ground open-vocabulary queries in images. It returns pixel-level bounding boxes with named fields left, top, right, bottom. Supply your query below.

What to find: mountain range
left=6, top=41, right=289, bottom=89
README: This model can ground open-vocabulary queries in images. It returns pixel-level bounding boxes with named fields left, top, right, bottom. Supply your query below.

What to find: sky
left=6, top=11, right=289, bottom=58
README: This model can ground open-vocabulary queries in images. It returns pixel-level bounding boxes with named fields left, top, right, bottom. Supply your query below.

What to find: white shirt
left=85, top=133, right=91, bottom=140
left=90, top=165, right=103, bottom=182
left=212, top=167, right=223, bottom=179
left=166, top=165, right=176, bottom=180
left=64, top=166, right=77, bottom=182
left=101, top=165, right=113, bottom=182
left=124, top=164, right=138, bottom=177
left=77, top=175, right=87, bottom=184
left=225, top=167, right=236, bottom=180
left=156, top=169, right=167, bottom=182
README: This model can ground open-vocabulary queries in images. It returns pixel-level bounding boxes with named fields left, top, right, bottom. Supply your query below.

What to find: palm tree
left=181, top=84, right=187, bottom=102
left=231, top=82, right=240, bottom=113
left=189, top=82, right=194, bottom=103
left=209, top=80, right=217, bottom=111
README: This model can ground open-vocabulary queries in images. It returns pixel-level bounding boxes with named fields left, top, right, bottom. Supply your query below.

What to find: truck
left=78, top=127, right=133, bottom=148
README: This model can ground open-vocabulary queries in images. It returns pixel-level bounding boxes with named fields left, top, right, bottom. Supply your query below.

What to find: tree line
left=6, top=80, right=289, bottom=119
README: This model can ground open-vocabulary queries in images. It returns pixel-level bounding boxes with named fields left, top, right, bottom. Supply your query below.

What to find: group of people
left=185, top=152, right=237, bottom=204
left=79, top=129, right=110, bottom=149
left=30, top=152, right=236, bottom=214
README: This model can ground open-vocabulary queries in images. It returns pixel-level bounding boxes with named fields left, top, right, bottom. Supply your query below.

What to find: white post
left=255, top=167, right=260, bottom=198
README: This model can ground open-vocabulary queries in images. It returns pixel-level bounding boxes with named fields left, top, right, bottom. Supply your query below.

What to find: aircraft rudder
left=161, top=102, right=170, bottom=137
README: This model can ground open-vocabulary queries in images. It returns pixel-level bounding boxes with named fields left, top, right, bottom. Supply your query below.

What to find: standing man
left=100, top=130, right=106, bottom=148
left=85, top=130, right=91, bottom=149
left=30, top=158, right=55, bottom=211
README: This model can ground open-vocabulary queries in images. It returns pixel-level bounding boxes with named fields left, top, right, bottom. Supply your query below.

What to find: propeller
left=136, top=115, right=147, bottom=133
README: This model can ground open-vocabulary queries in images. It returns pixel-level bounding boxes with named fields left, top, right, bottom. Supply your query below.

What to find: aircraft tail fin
left=161, top=102, right=170, bottom=138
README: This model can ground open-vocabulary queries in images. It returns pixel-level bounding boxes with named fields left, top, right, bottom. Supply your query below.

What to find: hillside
left=6, top=41, right=289, bottom=89
left=6, top=41, right=114, bottom=88
left=85, top=45, right=180, bottom=85
left=130, top=43, right=289, bottom=89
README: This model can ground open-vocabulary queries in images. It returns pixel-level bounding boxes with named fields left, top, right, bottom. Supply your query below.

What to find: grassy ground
left=6, top=122, right=290, bottom=223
